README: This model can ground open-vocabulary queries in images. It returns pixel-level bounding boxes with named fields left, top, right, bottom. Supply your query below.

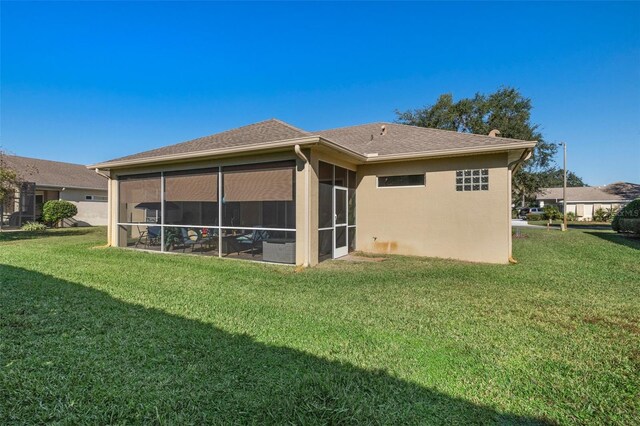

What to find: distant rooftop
left=2, top=155, right=107, bottom=190
left=537, top=182, right=640, bottom=202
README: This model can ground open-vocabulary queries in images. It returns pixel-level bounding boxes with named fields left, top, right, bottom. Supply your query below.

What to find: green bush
left=612, top=199, right=640, bottom=232
left=20, top=221, right=47, bottom=232
left=526, top=213, right=544, bottom=221
left=42, top=200, right=78, bottom=227
left=593, top=208, right=608, bottom=222
left=543, top=205, right=562, bottom=221
left=565, top=212, right=576, bottom=222
left=616, top=218, right=640, bottom=234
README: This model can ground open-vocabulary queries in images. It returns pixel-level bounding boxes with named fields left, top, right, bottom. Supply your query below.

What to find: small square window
left=456, top=169, right=489, bottom=191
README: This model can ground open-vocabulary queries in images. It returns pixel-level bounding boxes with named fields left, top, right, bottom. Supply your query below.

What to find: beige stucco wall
left=59, top=188, right=108, bottom=226
left=354, top=153, right=511, bottom=264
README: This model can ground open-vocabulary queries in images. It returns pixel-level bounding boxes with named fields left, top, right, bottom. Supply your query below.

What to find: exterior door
left=333, top=186, right=348, bottom=258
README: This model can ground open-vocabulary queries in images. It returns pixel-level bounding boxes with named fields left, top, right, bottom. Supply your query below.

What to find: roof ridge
left=318, top=121, right=533, bottom=143
left=269, top=118, right=310, bottom=134
left=314, top=122, right=387, bottom=133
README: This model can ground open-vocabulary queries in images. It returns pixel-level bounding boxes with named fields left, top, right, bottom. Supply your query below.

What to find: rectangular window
left=377, top=174, right=425, bottom=188
left=456, top=169, right=489, bottom=191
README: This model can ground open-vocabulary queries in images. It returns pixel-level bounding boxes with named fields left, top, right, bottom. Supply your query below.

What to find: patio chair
left=134, top=225, right=161, bottom=248
left=235, top=230, right=270, bottom=257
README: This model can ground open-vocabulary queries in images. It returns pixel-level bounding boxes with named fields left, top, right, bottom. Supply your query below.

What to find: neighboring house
left=90, top=119, right=536, bottom=265
left=1, top=155, right=108, bottom=227
left=536, top=182, right=640, bottom=220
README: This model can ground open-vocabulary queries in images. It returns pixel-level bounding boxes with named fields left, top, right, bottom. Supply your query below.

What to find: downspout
left=507, top=149, right=533, bottom=264
left=95, top=168, right=110, bottom=179
left=294, top=145, right=310, bottom=267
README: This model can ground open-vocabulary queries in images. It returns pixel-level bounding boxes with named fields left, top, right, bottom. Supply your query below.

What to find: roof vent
left=380, top=125, right=387, bottom=136
left=488, top=129, right=501, bottom=138
left=370, top=134, right=374, bottom=141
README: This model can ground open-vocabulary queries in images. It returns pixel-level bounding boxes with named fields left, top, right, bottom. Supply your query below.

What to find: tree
left=396, top=87, right=563, bottom=205
left=536, top=168, right=586, bottom=188
left=0, top=149, right=21, bottom=206
left=42, top=200, right=77, bottom=228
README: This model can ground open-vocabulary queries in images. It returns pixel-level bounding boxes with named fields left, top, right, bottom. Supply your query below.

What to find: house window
left=456, top=169, right=489, bottom=191
left=86, top=195, right=108, bottom=201
left=377, top=174, right=425, bottom=188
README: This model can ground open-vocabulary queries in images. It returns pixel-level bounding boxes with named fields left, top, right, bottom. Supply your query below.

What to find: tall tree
left=396, top=87, right=560, bottom=204
left=536, top=168, right=586, bottom=188
left=0, top=149, right=21, bottom=205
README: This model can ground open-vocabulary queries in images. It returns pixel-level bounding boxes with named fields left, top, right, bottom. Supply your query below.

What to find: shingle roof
left=315, top=122, right=531, bottom=156
left=108, top=119, right=310, bottom=163
left=95, top=118, right=535, bottom=167
left=536, top=183, right=640, bottom=202
left=2, top=155, right=107, bottom=190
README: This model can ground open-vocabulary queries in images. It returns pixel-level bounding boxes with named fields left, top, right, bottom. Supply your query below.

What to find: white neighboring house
left=1, top=155, right=108, bottom=227
left=536, top=182, right=640, bottom=221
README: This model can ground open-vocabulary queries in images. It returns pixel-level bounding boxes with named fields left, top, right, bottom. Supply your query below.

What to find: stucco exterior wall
left=355, top=153, right=511, bottom=264
left=59, top=188, right=108, bottom=226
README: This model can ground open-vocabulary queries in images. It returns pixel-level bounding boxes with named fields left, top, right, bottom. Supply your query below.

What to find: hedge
left=615, top=218, right=640, bottom=234
left=526, top=213, right=544, bottom=221
left=612, top=199, right=640, bottom=233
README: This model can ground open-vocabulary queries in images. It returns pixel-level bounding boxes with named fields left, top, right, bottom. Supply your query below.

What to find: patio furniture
left=134, top=225, right=161, bottom=248
left=235, top=230, right=270, bottom=257
left=263, top=239, right=295, bottom=264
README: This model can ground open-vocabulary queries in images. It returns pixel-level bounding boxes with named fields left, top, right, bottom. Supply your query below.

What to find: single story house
left=536, top=182, right=640, bottom=220
left=1, top=155, right=108, bottom=227
left=90, top=119, right=537, bottom=265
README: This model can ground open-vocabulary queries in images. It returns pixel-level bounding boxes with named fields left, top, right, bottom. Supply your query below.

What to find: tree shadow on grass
left=0, top=266, right=553, bottom=425
left=585, top=231, right=640, bottom=251
left=0, top=228, right=93, bottom=242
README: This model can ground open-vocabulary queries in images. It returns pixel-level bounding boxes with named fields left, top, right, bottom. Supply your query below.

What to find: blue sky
left=1, top=1, right=638, bottom=185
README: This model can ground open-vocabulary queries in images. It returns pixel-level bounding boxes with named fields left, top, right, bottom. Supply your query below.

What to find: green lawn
left=1, top=228, right=638, bottom=424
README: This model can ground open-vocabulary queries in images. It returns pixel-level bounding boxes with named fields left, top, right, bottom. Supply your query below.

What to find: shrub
left=526, top=213, right=544, bottom=221
left=593, top=208, right=608, bottom=222
left=612, top=199, right=640, bottom=232
left=20, top=221, right=47, bottom=232
left=543, top=205, right=562, bottom=221
left=565, top=212, right=576, bottom=222
left=616, top=218, right=640, bottom=234
left=42, top=200, right=78, bottom=227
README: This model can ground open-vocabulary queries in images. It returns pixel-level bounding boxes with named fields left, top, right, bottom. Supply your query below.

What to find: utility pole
left=562, top=142, right=568, bottom=232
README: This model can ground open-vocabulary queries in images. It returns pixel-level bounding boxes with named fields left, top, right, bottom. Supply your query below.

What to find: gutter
left=88, top=136, right=326, bottom=170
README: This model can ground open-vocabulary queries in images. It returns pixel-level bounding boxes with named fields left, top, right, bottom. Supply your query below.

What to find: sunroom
left=116, top=160, right=298, bottom=264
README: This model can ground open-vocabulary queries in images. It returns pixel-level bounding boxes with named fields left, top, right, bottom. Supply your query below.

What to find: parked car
left=519, top=207, right=545, bottom=219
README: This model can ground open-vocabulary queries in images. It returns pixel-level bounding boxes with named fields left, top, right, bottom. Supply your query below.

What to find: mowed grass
left=1, top=228, right=638, bottom=425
